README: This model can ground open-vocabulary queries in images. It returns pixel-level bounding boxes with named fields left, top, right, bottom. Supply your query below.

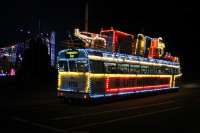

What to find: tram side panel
left=104, top=76, right=171, bottom=94
left=90, top=77, right=106, bottom=96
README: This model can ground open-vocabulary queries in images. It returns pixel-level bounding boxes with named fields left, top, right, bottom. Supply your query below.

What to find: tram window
left=104, top=62, right=116, bottom=73
left=174, top=68, right=179, bottom=74
left=149, top=66, right=156, bottom=74
left=130, top=64, right=140, bottom=74
left=172, top=68, right=175, bottom=74
left=176, top=68, right=179, bottom=74
left=169, top=68, right=172, bottom=74
left=158, top=67, right=161, bottom=74
left=178, top=68, right=181, bottom=74
left=58, top=61, right=68, bottom=71
left=68, top=61, right=77, bottom=72
left=58, top=52, right=65, bottom=58
left=170, top=68, right=174, bottom=74
left=168, top=68, right=171, bottom=74
left=164, top=67, right=169, bottom=74
left=117, top=63, right=129, bottom=73
left=78, top=51, right=86, bottom=58
left=155, top=66, right=158, bottom=74
left=90, top=61, right=105, bottom=73
left=77, top=60, right=88, bottom=72
left=159, top=67, right=163, bottom=74
left=141, top=65, right=149, bottom=74
left=88, top=51, right=103, bottom=57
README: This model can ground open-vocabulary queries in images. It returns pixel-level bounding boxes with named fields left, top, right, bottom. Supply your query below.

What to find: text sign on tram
left=65, top=49, right=79, bottom=58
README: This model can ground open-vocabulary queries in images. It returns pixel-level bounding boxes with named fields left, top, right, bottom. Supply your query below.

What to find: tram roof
left=58, top=48, right=180, bottom=68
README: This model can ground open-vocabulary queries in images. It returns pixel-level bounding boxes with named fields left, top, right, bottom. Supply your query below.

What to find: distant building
left=0, top=45, right=17, bottom=76
left=45, top=31, right=56, bottom=66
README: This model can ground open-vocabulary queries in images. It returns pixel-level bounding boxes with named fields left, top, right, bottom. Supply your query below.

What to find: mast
left=38, top=18, right=41, bottom=36
left=85, top=1, right=88, bottom=32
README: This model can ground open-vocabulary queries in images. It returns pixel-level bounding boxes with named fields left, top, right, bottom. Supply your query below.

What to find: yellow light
left=58, top=72, right=182, bottom=91
left=57, top=74, right=61, bottom=90
left=90, top=73, right=172, bottom=78
left=58, top=71, right=88, bottom=76
left=58, top=71, right=178, bottom=78
left=66, top=51, right=79, bottom=54
left=169, top=76, right=172, bottom=88
left=88, top=55, right=180, bottom=68
left=174, top=73, right=182, bottom=78
left=84, top=95, right=87, bottom=99
left=85, top=73, right=90, bottom=93
left=58, top=72, right=89, bottom=93
left=173, top=73, right=182, bottom=87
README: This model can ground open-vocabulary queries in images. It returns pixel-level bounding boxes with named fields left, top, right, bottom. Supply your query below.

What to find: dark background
left=0, top=0, right=198, bottom=81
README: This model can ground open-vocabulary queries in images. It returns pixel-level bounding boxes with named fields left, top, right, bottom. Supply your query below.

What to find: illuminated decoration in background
left=0, top=71, right=6, bottom=77
left=49, top=31, right=56, bottom=66
left=9, top=68, right=16, bottom=76
left=16, top=42, right=27, bottom=67
left=0, top=68, right=16, bottom=77
left=0, top=45, right=18, bottom=77
left=46, top=31, right=56, bottom=66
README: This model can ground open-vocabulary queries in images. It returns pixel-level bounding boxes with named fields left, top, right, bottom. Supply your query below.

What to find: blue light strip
left=90, top=87, right=179, bottom=98
left=58, top=48, right=180, bottom=67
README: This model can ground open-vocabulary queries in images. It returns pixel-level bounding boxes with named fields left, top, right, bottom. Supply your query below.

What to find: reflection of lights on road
left=182, top=83, right=200, bottom=88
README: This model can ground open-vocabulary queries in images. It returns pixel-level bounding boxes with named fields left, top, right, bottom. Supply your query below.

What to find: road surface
left=2, top=82, right=200, bottom=133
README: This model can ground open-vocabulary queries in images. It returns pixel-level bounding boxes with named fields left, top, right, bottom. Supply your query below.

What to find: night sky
left=0, top=0, right=199, bottom=80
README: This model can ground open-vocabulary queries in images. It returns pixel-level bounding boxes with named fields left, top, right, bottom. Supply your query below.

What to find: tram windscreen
left=58, top=60, right=89, bottom=72
left=68, top=61, right=77, bottom=72
left=58, top=61, right=68, bottom=71
left=77, top=60, right=88, bottom=72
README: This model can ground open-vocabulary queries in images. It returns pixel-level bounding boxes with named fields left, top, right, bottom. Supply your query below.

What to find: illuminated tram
left=57, top=28, right=182, bottom=101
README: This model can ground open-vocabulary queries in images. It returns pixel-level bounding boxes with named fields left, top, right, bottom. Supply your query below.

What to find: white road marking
left=13, top=117, right=67, bottom=133
left=13, top=105, right=182, bottom=132
left=52, top=100, right=175, bottom=120
left=13, top=117, right=29, bottom=123
left=181, top=83, right=200, bottom=88
left=31, top=122, right=68, bottom=133
left=67, top=106, right=183, bottom=131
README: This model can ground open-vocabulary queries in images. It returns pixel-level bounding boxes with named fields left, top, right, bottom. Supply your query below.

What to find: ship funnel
left=74, top=29, right=80, bottom=36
